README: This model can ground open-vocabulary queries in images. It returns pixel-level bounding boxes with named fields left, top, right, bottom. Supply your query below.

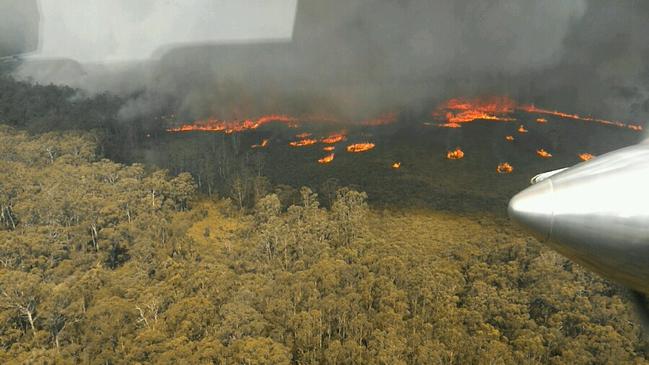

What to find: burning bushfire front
left=165, top=96, right=643, bottom=174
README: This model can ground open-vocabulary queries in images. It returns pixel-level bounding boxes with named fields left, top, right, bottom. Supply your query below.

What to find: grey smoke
left=22, top=0, right=296, bottom=63
left=9, top=0, right=649, bottom=127
left=0, top=0, right=39, bottom=57
left=516, top=0, right=649, bottom=125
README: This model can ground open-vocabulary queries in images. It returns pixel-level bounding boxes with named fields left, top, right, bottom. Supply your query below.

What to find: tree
left=230, top=174, right=250, bottom=211
left=169, top=172, right=196, bottom=211
left=0, top=271, right=44, bottom=335
left=319, top=178, right=340, bottom=208
left=0, top=126, right=647, bottom=364
left=331, top=189, right=368, bottom=246
left=163, top=296, right=217, bottom=341
left=228, top=337, right=291, bottom=365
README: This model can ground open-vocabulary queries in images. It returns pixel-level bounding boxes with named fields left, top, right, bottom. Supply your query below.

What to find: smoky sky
left=32, top=0, right=296, bottom=63
left=516, top=0, right=649, bottom=124
left=0, top=0, right=39, bottom=57
left=7, top=0, right=649, bottom=126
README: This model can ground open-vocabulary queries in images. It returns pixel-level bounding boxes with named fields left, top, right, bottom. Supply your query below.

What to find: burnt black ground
left=138, top=113, right=643, bottom=215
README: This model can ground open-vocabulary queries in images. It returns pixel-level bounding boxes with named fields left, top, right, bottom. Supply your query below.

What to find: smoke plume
left=8, top=0, right=649, bottom=127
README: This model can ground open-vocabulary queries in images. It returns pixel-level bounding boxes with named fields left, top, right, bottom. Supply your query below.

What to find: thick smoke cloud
left=517, top=0, right=649, bottom=124
left=10, top=0, right=649, bottom=126
left=29, top=0, right=296, bottom=63
left=0, top=0, right=39, bottom=57
left=284, top=0, right=588, bottom=117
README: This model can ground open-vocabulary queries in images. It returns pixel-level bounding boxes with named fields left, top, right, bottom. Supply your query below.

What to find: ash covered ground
left=139, top=111, right=642, bottom=213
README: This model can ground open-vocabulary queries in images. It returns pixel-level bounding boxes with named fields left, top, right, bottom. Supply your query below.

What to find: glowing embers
left=536, top=118, right=548, bottom=124
left=321, top=133, right=347, bottom=144
left=505, top=135, right=514, bottom=142
left=435, top=96, right=517, bottom=124
left=446, top=148, right=465, bottom=160
left=392, top=162, right=402, bottom=169
left=438, top=123, right=462, bottom=129
left=518, top=125, right=529, bottom=134
left=579, top=153, right=595, bottom=161
left=295, top=132, right=313, bottom=138
left=536, top=149, right=553, bottom=159
left=346, top=143, right=376, bottom=153
left=497, top=163, right=514, bottom=174
left=251, top=139, right=269, bottom=149
left=629, top=125, right=643, bottom=131
left=323, top=146, right=336, bottom=152
left=289, top=139, right=318, bottom=147
left=167, top=114, right=299, bottom=133
left=318, top=153, right=335, bottom=164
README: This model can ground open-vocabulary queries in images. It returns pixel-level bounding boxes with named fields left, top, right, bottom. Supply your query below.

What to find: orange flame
left=323, top=146, right=336, bottom=152
left=438, top=122, right=462, bottom=128
left=505, top=135, right=514, bottom=142
left=321, top=133, right=347, bottom=144
left=519, top=104, right=643, bottom=131
left=346, top=143, right=376, bottom=153
left=536, top=149, right=553, bottom=158
left=289, top=139, right=318, bottom=147
left=251, top=139, right=269, bottom=148
left=629, top=125, right=643, bottom=131
left=518, top=125, right=529, bottom=133
left=446, top=148, right=465, bottom=160
left=167, top=114, right=299, bottom=133
left=578, top=153, right=595, bottom=161
left=431, top=97, right=643, bottom=132
left=392, top=162, right=402, bottom=169
left=497, top=162, right=514, bottom=174
left=318, top=153, right=335, bottom=164
left=435, top=97, right=517, bottom=124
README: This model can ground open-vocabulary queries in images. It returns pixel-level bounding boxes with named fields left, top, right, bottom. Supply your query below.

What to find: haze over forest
left=4, top=0, right=649, bottom=127
left=1, top=1, right=649, bottom=364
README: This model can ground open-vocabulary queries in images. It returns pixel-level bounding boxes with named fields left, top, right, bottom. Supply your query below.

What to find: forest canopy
left=0, top=126, right=647, bottom=364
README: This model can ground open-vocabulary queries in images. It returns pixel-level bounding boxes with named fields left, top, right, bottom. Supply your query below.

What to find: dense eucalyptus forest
left=0, top=70, right=648, bottom=364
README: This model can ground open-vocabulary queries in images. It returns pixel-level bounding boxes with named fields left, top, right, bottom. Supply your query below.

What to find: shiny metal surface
left=509, top=143, right=649, bottom=294
left=530, top=167, right=568, bottom=185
